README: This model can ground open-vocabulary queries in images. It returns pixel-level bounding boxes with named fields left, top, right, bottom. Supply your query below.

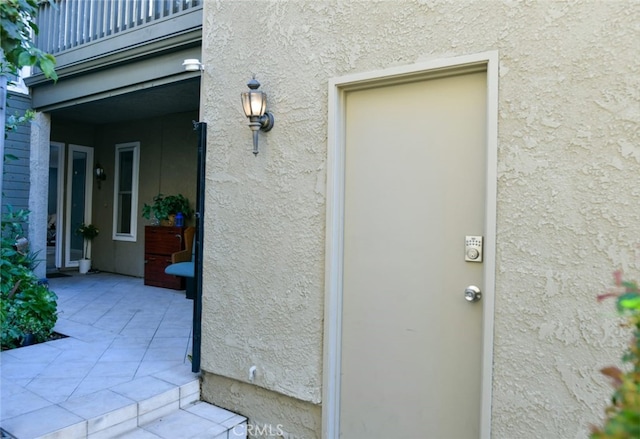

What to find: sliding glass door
left=65, top=145, right=94, bottom=267
left=47, top=142, right=65, bottom=270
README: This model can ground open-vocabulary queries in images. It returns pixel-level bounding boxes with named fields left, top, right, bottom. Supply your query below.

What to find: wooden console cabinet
left=144, top=226, right=185, bottom=290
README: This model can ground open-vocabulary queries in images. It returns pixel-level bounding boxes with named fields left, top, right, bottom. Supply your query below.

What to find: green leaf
left=17, top=51, right=34, bottom=68
left=618, top=292, right=640, bottom=311
left=38, top=56, right=57, bottom=81
left=28, top=21, right=40, bottom=36
left=1, top=21, right=22, bottom=40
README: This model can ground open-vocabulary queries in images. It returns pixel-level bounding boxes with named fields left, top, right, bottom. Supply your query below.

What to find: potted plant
left=142, top=194, right=193, bottom=226
left=76, top=223, right=99, bottom=274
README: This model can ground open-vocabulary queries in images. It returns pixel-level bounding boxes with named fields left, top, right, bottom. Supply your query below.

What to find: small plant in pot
left=76, top=223, right=99, bottom=274
left=142, top=194, right=193, bottom=226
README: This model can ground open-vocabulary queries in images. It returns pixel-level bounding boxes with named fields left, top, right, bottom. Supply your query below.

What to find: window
left=112, top=142, right=140, bottom=241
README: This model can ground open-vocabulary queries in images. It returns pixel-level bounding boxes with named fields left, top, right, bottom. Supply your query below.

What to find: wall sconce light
left=241, top=76, right=274, bottom=155
left=182, top=58, right=204, bottom=71
left=95, top=163, right=106, bottom=189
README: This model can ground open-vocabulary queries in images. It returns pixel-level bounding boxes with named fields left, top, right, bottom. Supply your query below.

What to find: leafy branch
left=1, top=0, right=57, bottom=80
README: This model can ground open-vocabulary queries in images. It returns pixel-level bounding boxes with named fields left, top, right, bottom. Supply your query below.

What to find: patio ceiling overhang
left=26, top=41, right=202, bottom=125
left=48, top=77, right=201, bottom=125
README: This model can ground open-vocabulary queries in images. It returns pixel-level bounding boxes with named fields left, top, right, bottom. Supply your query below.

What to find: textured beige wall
left=200, top=372, right=322, bottom=439
left=200, top=1, right=640, bottom=437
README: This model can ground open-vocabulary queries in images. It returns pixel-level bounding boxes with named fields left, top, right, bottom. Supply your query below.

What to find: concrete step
left=1, top=372, right=246, bottom=439
left=118, top=401, right=247, bottom=439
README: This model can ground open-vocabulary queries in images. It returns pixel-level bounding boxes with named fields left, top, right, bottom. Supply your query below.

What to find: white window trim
left=112, top=142, right=140, bottom=242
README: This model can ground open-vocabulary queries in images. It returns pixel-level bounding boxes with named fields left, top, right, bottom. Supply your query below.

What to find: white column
left=28, top=111, right=51, bottom=279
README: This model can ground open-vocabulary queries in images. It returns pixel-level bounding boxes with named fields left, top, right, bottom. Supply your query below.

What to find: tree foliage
left=1, top=0, right=57, bottom=80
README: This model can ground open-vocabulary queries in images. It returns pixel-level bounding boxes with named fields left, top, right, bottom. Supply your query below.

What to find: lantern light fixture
left=95, top=163, right=106, bottom=189
left=241, top=76, right=274, bottom=155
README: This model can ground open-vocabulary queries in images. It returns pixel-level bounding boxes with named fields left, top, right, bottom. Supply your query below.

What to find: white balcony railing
left=36, top=0, right=202, bottom=55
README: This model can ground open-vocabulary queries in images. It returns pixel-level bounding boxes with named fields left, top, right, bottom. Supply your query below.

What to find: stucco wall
left=200, top=1, right=640, bottom=437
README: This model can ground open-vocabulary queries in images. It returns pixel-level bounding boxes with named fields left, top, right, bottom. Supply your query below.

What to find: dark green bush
left=0, top=206, right=58, bottom=350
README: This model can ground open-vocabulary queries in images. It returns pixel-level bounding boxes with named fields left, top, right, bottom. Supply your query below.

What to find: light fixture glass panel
left=249, top=91, right=266, bottom=116
left=241, top=92, right=252, bottom=116
left=242, top=91, right=267, bottom=117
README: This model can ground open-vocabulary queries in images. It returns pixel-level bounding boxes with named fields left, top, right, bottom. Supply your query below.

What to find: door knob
left=464, top=285, right=482, bottom=302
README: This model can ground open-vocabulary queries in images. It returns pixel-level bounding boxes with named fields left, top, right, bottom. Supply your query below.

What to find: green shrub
left=591, top=271, right=640, bottom=439
left=0, top=206, right=58, bottom=350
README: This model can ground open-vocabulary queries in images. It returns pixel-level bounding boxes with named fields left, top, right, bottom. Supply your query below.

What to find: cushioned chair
left=165, top=226, right=196, bottom=299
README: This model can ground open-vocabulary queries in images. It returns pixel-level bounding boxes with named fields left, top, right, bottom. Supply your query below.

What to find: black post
left=192, top=121, right=206, bottom=373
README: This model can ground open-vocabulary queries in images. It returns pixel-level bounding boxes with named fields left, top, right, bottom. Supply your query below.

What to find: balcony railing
left=36, top=0, right=202, bottom=55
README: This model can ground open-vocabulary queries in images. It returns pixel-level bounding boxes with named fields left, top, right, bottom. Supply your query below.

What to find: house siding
left=3, top=91, right=32, bottom=214
left=200, top=1, right=640, bottom=438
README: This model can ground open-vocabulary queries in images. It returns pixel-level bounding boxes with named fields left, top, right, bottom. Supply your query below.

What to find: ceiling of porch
left=48, top=78, right=201, bottom=125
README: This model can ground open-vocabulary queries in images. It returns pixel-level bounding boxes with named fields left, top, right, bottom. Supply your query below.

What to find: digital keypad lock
left=465, top=236, right=483, bottom=262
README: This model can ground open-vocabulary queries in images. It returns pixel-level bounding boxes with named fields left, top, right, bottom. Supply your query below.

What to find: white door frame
left=64, top=144, right=94, bottom=267
left=322, top=51, right=499, bottom=439
left=50, top=141, right=65, bottom=269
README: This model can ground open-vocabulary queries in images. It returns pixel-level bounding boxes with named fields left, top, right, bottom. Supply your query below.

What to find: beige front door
left=340, top=70, right=487, bottom=438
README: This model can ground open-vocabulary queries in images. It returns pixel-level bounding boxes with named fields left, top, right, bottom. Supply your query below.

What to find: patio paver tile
left=144, top=347, right=189, bottom=363
left=99, top=347, right=148, bottom=362
left=1, top=343, right=62, bottom=362
left=88, top=418, right=139, bottom=439
left=148, top=337, right=190, bottom=349
left=185, top=401, right=239, bottom=425
left=141, top=409, right=226, bottom=439
left=25, top=377, right=84, bottom=404
left=59, top=389, right=136, bottom=420
left=109, top=336, right=154, bottom=348
left=152, top=364, right=199, bottom=387
left=0, top=273, right=230, bottom=439
left=118, top=428, right=164, bottom=438
left=0, top=361, right=52, bottom=380
left=60, top=389, right=139, bottom=435
left=110, top=375, right=178, bottom=402
left=70, top=376, right=135, bottom=399
left=1, top=404, right=85, bottom=439
left=119, top=327, right=161, bottom=338
left=0, top=388, right=53, bottom=420
left=86, top=361, right=140, bottom=378
left=37, top=360, right=97, bottom=378
left=135, top=361, right=186, bottom=377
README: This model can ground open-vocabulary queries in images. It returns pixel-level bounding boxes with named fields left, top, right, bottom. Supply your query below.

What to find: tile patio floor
left=0, top=272, right=246, bottom=438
